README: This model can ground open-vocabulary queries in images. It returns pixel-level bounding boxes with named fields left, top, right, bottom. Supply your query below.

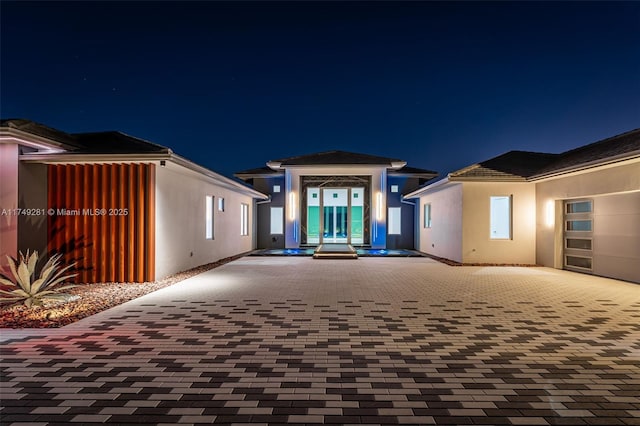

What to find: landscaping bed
left=0, top=255, right=242, bottom=329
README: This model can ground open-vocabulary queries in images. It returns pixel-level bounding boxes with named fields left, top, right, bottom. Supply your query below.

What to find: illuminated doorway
left=306, top=187, right=364, bottom=245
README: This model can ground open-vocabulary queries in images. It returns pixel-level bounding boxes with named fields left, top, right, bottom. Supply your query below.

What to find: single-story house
left=3, top=118, right=637, bottom=285
left=405, top=129, right=640, bottom=283
left=235, top=151, right=438, bottom=250
left=0, top=119, right=268, bottom=283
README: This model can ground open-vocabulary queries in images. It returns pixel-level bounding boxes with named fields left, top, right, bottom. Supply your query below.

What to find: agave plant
left=0, top=250, right=77, bottom=308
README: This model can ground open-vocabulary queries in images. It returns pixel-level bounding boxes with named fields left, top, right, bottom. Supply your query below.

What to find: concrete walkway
left=1, top=257, right=639, bottom=425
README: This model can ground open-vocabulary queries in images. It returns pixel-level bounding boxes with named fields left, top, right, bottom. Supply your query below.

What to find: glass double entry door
left=307, top=187, right=364, bottom=245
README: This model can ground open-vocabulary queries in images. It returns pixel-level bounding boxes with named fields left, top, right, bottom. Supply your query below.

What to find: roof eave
left=170, top=154, right=269, bottom=199
left=528, top=151, right=640, bottom=181
left=403, top=176, right=454, bottom=199
left=0, top=127, right=70, bottom=153
left=19, top=152, right=269, bottom=200
left=389, top=161, right=407, bottom=170
left=388, top=171, right=438, bottom=179
left=449, top=176, right=528, bottom=182
left=19, top=152, right=171, bottom=163
left=234, top=172, right=284, bottom=181
left=281, top=163, right=393, bottom=168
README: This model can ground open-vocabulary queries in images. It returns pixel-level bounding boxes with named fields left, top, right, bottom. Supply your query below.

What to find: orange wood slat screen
left=47, top=163, right=156, bottom=283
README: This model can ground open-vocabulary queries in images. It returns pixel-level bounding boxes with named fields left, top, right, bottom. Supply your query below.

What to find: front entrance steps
left=313, top=243, right=358, bottom=259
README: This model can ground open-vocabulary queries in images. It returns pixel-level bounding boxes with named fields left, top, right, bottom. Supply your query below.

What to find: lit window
left=240, top=203, right=249, bottom=236
left=490, top=196, right=511, bottom=239
left=218, top=197, right=225, bottom=212
left=273, top=185, right=281, bottom=193
left=424, top=203, right=432, bottom=228
left=205, top=195, right=214, bottom=239
left=566, top=200, right=592, bottom=214
left=270, top=207, right=283, bottom=234
left=391, top=185, right=399, bottom=193
left=388, top=207, right=402, bottom=235
left=566, top=220, right=592, bottom=231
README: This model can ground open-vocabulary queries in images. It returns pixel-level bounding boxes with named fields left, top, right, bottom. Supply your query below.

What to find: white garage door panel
left=594, top=193, right=640, bottom=214
left=592, top=192, right=640, bottom=283
left=593, top=255, right=640, bottom=283
left=594, top=235, right=640, bottom=257
left=594, top=214, right=640, bottom=235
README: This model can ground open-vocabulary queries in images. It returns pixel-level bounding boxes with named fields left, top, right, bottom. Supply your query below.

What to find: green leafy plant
left=0, top=250, right=77, bottom=308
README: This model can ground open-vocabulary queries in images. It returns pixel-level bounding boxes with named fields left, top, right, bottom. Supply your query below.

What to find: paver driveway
left=1, top=257, right=639, bottom=425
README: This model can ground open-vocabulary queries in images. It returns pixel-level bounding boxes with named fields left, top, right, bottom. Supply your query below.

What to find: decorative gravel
left=0, top=254, right=243, bottom=329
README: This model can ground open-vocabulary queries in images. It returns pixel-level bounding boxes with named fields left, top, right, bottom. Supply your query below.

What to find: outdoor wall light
left=160, top=160, right=166, bottom=167
left=376, top=191, right=383, bottom=221
left=289, top=191, right=296, bottom=220
left=545, top=200, right=554, bottom=228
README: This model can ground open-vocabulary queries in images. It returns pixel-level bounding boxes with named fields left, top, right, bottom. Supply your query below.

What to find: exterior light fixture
left=545, top=200, right=554, bottom=228
left=376, top=192, right=383, bottom=221
left=160, top=160, right=166, bottom=167
left=289, top=192, right=296, bottom=220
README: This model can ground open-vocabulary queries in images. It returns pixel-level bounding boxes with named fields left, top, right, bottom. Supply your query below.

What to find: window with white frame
left=424, top=203, right=432, bottom=228
left=218, top=197, right=225, bottom=212
left=490, top=196, right=511, bottom=239
left=270, top=207, right=284, bottom=234
left=240, top=203, right=249, bottom=236
left=388, top=207, right=402, bottom=235
left=205, top=195, right=214, bottom=239
left=273, top=185, right=281, bottom=193
left=390, top=185, right=399, bottom=193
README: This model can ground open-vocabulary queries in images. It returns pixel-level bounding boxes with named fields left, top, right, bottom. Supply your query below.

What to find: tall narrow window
left=218, top=197, right=225, bottom=212
left=240, top=203, right=249, bottom=236
left=564, top=199, right=594, bottom=272
left=205, top=195, right=214, bottom=239
left=388, top=207, right=402, bottom=235
left=490, top=196, right=511, bottom=239
left=424, top=203, right=432, bottom=228
left=271, top=207, right=284, bottom=234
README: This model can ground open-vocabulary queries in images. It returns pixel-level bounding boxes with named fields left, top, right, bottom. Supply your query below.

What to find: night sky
left=2, top=1, right=639, bottom=179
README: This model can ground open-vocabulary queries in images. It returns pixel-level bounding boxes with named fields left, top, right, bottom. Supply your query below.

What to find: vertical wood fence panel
left=47, top=163, right=156, bottom=283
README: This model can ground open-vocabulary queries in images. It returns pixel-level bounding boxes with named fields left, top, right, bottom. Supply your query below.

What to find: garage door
left=564, top=193, right=640, bottom=283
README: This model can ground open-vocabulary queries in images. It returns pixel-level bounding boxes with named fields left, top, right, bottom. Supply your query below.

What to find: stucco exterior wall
left=462, top=182, right=536, bottom=264
left=18, top=162, right=48, bottom=256
left=0, top=144, right=19, bottom=261
left=253, top=176, right=286, bottom=249
left=387, top=176, right=418, bottom=249
left=155, top=163, right=256, bottom=279
left=417, top=183, right=463, bottom=262
left=284, top=166, right=387, bottom=248
left=535, top=161, right=640, bottom=269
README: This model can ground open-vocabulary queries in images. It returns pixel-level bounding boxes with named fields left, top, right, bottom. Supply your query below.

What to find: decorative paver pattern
left=1, top=257, right=639, bottom=425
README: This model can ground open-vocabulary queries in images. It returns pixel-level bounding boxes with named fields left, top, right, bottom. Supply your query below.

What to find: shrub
left=0, top=250, right=77, bottom=308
